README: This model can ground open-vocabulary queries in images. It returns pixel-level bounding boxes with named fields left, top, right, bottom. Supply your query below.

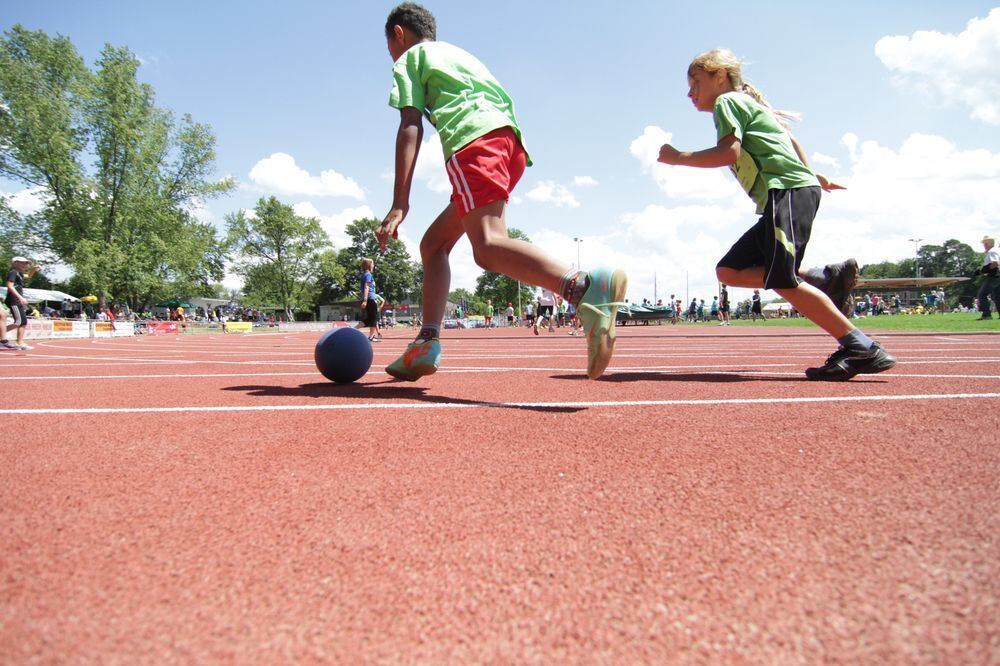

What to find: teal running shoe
left=385, top=338, right=441, bottom=381
left=577, top=268, right=628, bottom=379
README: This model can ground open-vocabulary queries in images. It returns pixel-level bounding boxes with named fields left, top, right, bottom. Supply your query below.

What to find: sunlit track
left=1, top=329, right=996, bottom=404
left=4, top=325, right=998, bottom=666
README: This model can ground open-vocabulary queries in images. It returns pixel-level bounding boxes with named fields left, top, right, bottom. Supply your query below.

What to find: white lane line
left=2, top=392, right=998, bottom=415
left=5, top=369, right=1000, bottom=381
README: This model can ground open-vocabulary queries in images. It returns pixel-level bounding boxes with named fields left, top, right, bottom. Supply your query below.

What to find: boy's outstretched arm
left=789, top=134, right=845, bottom=192
left=658, top=134, right=740, bottom=168
left=376, top=106, right=423, bottom=253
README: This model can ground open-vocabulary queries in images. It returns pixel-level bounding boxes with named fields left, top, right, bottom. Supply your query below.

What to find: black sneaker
left=805, top=342, right=896, bottom=381
left=0, top=339, right=17, bottom=350
left=823, top=259, right=859, bottom=317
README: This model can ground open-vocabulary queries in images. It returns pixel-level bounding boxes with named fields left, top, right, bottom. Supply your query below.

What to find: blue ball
left=314, top=327, right=373, bottom=383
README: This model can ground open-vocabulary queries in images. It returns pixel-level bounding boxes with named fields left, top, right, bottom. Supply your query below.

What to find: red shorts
left=446, top=126, right=527, bottom=218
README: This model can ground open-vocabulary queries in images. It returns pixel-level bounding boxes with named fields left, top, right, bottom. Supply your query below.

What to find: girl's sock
left=838, top=328, right=873, bottom=352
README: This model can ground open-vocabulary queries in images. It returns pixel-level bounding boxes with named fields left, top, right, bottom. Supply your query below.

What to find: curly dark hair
left=385, top=3, right=437, bottom=41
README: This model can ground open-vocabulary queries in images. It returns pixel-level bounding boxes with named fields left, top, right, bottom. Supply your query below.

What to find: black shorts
left=5, top=301, right=26, bottom=327
left=363, top=299, right=378, bottom=327
left=538, top=305, right=554, bottom=318
left=717, top=186, right=821, bottom=290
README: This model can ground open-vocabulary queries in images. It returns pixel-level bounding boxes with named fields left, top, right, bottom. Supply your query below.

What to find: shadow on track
left=222, top=381, right=585, bottom=413
left=550, top=372, right=887, bottom=384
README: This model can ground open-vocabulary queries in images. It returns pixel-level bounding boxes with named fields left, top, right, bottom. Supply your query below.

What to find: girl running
left=657, top=49, right=895, bottom=380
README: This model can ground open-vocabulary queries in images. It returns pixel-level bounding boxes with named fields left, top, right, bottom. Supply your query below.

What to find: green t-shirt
left=389, top=41, right=530, bottom=164
left=713, top=92, right=818, bottom=213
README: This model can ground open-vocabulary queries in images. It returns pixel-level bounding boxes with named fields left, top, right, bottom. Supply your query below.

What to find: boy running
left=376, top=3, right=626, bottom=380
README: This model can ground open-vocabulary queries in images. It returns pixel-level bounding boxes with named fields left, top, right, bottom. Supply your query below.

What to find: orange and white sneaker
left=385, top=338, right=441, bottom=381
left=577, top=268, right=628, bottom=379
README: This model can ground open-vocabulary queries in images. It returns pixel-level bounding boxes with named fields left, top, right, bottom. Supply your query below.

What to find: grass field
left=668, top=312, right=1000, bottom=332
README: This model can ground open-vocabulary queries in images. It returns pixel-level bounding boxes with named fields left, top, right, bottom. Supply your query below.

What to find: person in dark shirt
left=5, top=256, right=41, bottom=350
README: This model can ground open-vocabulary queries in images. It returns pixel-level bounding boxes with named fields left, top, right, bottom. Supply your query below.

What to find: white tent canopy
left=0, top=286, right=80, bottom=303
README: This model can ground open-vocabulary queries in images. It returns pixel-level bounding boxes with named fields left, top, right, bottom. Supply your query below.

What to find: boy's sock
left=838, top=328, right=873, bottom=353
left=559, top=269, right=590, bottom=308
left=415, top=323, right=440, bottom=342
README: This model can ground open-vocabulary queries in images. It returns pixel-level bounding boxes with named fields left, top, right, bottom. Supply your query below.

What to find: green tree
left=0, top=26, right=233, bottom=309
left=859, top=260, right=907, bottom=279
left=473, top=227, right=537, bottom=312
left=332, top=218, right=417, bottom=305
left=448, top=287, right=486, bottom=315
left=311, top=249, right=348, bottom=311
left=226, top=196, right=331, bottom=320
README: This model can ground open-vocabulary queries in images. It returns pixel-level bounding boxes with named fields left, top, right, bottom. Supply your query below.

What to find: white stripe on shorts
left=446, top=155, right=475, bottom=213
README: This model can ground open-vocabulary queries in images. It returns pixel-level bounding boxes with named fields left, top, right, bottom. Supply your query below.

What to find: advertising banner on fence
left=224, top=321, right=252, bottom=334
left=112, top=322, right=135, bottom=337
left=146, top=321, right=179, bottom=336
left=91, top=321, right=115, bottom=338
left=23, top=319, right=53, bottom=340
left=50, top=320, right=91, bottom=339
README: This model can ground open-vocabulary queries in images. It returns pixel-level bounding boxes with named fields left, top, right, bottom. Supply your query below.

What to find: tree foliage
left=861, top=238, right=983, bottom=302
left=473, top=227, right=537, bottom=312
left=226, top=196, right=331, bottom=320
left=0, top=25, right=233, bottom=308
left=331, top=218, right=417, bottom=305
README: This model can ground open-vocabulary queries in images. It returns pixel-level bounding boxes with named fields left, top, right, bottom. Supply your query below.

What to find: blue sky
left=3, top=1, right=999, bottom=305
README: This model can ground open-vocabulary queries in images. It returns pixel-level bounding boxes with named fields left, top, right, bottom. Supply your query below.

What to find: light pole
left=907, top=237, right=924, bottom=277
left=573, top=237, right=583, bottom=269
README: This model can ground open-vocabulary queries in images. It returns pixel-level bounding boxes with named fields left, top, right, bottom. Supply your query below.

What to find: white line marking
left=6, top=369, right=1000, bottom=381
left=3, top=393, right=998, bottom=415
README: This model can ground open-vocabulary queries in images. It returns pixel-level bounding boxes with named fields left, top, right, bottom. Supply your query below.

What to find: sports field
left=1, top=326, right=998, bottom=662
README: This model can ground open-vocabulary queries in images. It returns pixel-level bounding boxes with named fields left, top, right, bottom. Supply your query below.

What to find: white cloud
left=2, top=186, right=48, bottom=215
left=292, top=201, right=376, bottom=248
left=413, top=134, right=453, bottom=194
left=629, top=125, right=742, bottom=201
left=810, top=152, right=840, bottom=170
left=808, top=132, right=1000, bottom=267
left=875, top=8, right=1000, bottom=124
left=573, top=175, right=599, bottom=187
left=525, top=181, right=579, bottom=208
left=248, top=153, right=365, bottom=200
left=623, top=128, right=1000, bottom=303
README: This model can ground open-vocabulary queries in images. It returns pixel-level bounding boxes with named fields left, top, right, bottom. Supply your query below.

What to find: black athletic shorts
left=717, top=186, right=821, bottom=290
left=5, top=301, right=26, bottom=327
left=538, top=305, right=554, bottom=318
left=363, top=298, right=378, bottom=327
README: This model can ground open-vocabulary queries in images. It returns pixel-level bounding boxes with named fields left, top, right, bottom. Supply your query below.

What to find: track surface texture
left=2, top=326, right=998, bottom=663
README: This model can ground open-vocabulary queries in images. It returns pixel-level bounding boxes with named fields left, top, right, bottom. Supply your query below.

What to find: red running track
left=1, top=326, right=998, bottom=662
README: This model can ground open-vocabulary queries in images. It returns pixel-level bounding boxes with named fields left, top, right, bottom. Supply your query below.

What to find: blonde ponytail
left=689, top=49, right=801, bottom=128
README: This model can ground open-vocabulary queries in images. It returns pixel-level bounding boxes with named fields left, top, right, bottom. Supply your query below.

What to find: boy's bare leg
left=461, top=199, right=569, bottom=292
left=717, top=266, right=852, bottom=339
left=419, top=203, right=466, bottom=328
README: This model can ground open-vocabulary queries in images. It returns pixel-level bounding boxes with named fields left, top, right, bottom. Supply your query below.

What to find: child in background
left=358, top=258, right=382, bottom=342
left=375, top=3, right=626, bottom=380
left=657, top=49, right=894, bottom=380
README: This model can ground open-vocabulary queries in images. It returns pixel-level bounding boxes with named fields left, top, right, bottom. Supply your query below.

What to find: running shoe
left=18, top=343, right=33, bottom=350
left=805, top=342, right=896, bottom=381
left=0, top=339, right=17, bottom=350
left=803, top=259, right=859, bottom=317
left=385, top=338, right=441, bottom=381
left=577, top=268, right=628, bottom=379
